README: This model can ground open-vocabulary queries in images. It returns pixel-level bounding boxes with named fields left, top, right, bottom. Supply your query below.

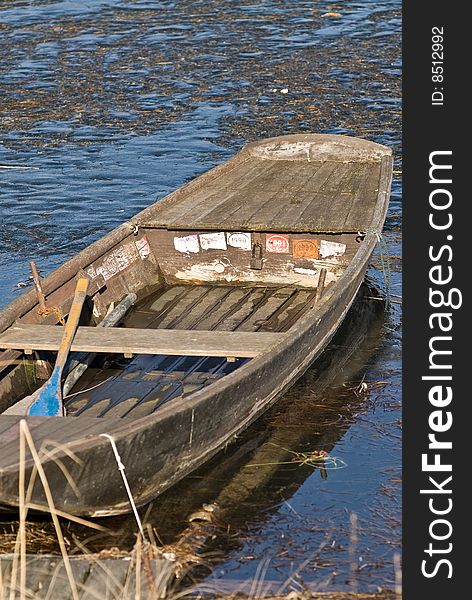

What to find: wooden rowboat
left=0, top=134, right=393, bottom=516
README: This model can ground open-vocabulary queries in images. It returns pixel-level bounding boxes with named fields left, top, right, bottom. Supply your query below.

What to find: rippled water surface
left=0, top=0, right=401, bottom=593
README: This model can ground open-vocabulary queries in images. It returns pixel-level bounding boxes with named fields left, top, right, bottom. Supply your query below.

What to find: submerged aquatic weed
left=245, top=443, right=347, bottom=470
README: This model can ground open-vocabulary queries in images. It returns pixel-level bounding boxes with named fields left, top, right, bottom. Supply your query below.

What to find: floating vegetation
left=346, top=379, right=391, bottom=399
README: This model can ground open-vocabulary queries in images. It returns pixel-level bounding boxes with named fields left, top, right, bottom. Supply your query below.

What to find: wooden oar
left=15, top=278, right=89, bottom=417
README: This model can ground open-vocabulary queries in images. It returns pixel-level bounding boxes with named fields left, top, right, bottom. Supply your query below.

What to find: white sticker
left=227, top=232, right=252, bottom=251
left=95, top=242, right=139, bottom=281
left=96, top=265, right=114, bottom=281
left=135, top=235, right=152, bottom=259
left=294, top=267, right=318, bottom=276
left=174, top=235, right=200, bottom=254
left=85, top=265, right=97, bottom=279
left=319, top=240, right=346, bottom=258
left=199, top=231, right=227, bottom=250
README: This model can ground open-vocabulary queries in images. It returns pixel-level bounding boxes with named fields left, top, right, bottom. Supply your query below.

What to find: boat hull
left=0, top=234, right=375, bottom=517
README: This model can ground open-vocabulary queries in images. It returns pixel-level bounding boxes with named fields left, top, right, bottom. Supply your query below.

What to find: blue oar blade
left=28, top=369, right=63, bottom=416
left=26, top=277, right=89, bottom=417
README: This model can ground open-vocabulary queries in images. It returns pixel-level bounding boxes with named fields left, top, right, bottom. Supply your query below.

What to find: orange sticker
left=293, top=239, right=319, bottom=259
left=266, top=234, right=290, bottom=253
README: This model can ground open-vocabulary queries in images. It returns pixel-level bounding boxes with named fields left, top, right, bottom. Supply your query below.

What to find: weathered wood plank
left=138, top=151, right=386, bottom=233
left=162, top=159, right=273, bottom=228
left=320, top=161, right=358, bottom=192
left=0, top=555, right=172, bottom=600
left=343, top=161, right=382, bottom=231
left=171, top=286, right=234, bottom=330
left=125, top=286, right=210, bottom=330
left=0, top=349, right=23, bottom=376
left=327, top=164, right=374, bottom=228
left=301, top=163, right=363, bottom=231
left=213, top=288, right=269, bottom=331
left=258, top=289, right=317, bottom=332
left=0, top=416, right=123, bottom=467
left=299, top=160, right=339, bottom=192
left=197, top=161, right=308, bottom=228
left=0, top=325, right=285, bottom=358
left=274, top=192, right=328, bottom=230
left=79, top=558, right=130, bottom=599
left=268, top=162, right=360, bottom=231
left=236, top=288, right=296, bottom=332
left=188, top=161, right=279, bottom=228
left=260, top=163, right=341, bottom=229
left=153, top=286, right=211, bottom=329
left=123, top=286, right=189, bottom=329
left=0, top=415, right=24, bottom=436
left=195, top=288, right=252, bottom=330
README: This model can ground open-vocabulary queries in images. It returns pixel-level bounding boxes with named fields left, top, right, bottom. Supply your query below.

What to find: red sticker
left=266, top=234, right=290, bottom=253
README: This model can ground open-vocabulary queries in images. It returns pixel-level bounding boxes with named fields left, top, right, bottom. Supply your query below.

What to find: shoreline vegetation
left=1, top=418, right=401, bottom=599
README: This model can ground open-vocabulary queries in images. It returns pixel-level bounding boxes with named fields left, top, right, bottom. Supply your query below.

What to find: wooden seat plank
left=0, top=324, right=285, bottom=358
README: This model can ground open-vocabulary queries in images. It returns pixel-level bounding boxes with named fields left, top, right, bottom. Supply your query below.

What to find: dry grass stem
left=19, top=426, right=26, bottom=600
left=19, top=420, right=79, bottom=600
left=22, top=504, right=106, bottom=532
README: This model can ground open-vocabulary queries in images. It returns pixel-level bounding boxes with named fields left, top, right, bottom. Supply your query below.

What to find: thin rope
left=100, top=433, right=145, bottom=539
left=363, top=228, right=392, bottom=305
left=63, top=375, right=114, bottom=399
left=375, top=232, right=392, bottom=305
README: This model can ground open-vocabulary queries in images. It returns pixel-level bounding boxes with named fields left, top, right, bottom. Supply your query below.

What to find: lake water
left=0, top=0, right=401, bottom=594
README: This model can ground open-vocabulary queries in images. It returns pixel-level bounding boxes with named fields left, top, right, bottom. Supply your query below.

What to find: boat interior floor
left=64, top=283, right=319, bottom=419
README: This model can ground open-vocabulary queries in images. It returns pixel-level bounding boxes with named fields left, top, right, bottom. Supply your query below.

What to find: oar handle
left=55, top=278, right=89, bottom=369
